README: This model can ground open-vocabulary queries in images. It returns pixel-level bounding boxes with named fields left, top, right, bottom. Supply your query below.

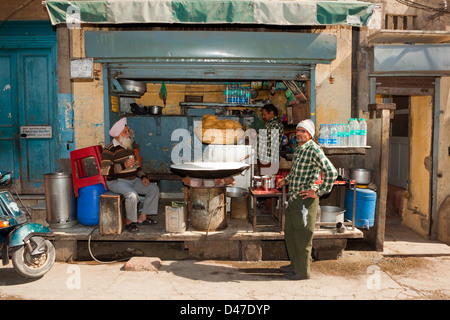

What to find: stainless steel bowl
left=147, top=105, right=163, bottom=115
left=118, top=79, right=146, bottom=95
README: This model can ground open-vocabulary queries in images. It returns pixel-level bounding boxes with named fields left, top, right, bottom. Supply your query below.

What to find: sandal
left=138, top=217, right=158, bottom=225
left=126, top=222, right=139, bottom=232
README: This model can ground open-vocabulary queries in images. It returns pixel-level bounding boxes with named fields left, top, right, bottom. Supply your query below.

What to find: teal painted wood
left=0, top=22, right=57, bottom=193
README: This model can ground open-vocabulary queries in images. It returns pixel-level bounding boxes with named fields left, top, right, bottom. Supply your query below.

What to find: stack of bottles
left=318, top=118, right=367, bottom=147
left=223, top=82, right=251, bottom=104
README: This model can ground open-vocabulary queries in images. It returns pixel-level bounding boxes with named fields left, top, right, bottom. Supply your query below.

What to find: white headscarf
left=296, top=119, right=315, bottom=139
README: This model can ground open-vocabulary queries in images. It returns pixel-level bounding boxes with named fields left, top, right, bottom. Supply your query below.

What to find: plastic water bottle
left=223, top=82, right=229, bottom=103
left=355, top=118, right=361, bottom=146
left=239, top=84, right=245, bottom=104
left=359, top=118, right=367, bottom=146
left=227, top=83, right=233, bottom=103
left=245, top=87, right=251, bottom=104
left=318, top=124, right=328, bottom=146
left=343, top=122, right=350, bottom=147
left=325, top=125, right=332, bottom=146
left=329, top=124, right=337, bottom=146
left=348, top=118, right=358, bottom=146
left=336, top=123, right=343, bottom=146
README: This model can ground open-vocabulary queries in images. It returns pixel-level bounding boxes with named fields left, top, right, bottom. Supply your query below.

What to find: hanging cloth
left=159, top=81, right=167, bottom=107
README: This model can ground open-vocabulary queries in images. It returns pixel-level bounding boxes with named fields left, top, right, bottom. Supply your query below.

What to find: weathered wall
left=0, top=0, right=49, bottom=21
left=368, top=0, right=450, bottom=31
left=70, top=28, right=106, bottom=149
left=316, top=25, right=352, bottom=127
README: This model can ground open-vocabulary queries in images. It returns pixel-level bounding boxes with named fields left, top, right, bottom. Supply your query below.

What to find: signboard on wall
left=20, top=126, right=52, bottom=139
left=70, top=58, right=94, bottom=79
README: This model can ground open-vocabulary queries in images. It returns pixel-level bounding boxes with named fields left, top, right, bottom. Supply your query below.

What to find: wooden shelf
left=322, top=146, right=371, bottom=155
left=180, top=102, right=264, bottom=108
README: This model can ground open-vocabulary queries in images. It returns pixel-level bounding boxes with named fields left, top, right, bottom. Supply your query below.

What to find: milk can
left=44, top=172, right=77, bottom=228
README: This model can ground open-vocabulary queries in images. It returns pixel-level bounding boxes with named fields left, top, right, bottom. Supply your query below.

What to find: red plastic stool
left=70, top=145, right=107, bottom=197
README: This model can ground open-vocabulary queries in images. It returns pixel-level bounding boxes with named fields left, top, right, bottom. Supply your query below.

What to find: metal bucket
left=319, top=206, right=345, bottom=228
left=189, top=186, right=227, bottom=231
left=44, top=173, right=77, bottom=229
left=262, top=175, right=275, bottom=190
left=228, top=187, right=249, bottom=221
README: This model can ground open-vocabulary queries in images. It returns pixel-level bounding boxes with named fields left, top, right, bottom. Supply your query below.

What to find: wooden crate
left=99, top=191, right=126, bottom=235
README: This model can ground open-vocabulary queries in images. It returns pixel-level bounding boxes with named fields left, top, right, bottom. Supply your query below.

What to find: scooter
left=0, top=172, right=55, bottom=279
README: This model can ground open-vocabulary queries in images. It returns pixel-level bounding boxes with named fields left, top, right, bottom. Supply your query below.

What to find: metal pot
left=262, top=175, right=275, bottom=190
left=147, top=105, right=163, bottom=115
left=350, top=168, right=373, bottom=184
left=253, top=176, right=262, bottom=188
left=226, top=187, right=249, bottom=198
left=118, top=79, right=146, bottom=95
left=320, top=206, right=345, bottom=228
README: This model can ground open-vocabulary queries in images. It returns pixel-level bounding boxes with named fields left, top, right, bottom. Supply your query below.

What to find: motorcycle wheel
left=11, top=238, right=56, bottom=279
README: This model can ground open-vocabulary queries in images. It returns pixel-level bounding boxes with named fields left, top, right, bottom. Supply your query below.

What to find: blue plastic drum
left=77, top=183, right=107, bottom=225
left=344, top=187, right=376, bottom=229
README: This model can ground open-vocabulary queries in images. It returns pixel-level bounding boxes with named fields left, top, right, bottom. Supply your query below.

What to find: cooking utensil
left=253, top=176, right=262, bottom=188
left=226, top=187, right=249, bottom=198
left=262, top=175, right=275, bottom=190
left=118, top=79, right=146, bottom=95
left=148, top=105, right=163, bottom=115
left=170, top=162, right=250, bottom=179
left=349, top=168, right=373, bottom=184
left=320, top=206, right=345, bottom=228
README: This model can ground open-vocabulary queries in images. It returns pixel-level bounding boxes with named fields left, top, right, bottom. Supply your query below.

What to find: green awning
left=44, top=0, right=375, bottom=26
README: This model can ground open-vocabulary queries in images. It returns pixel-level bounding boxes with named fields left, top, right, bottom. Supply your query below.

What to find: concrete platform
left=39, top=197, right=363, bottom=262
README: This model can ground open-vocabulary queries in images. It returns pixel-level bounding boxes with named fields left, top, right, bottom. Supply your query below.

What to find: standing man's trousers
left=284, top=196, right=319, bottom=277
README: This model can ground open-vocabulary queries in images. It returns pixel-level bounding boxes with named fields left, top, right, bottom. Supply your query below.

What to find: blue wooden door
left=0, top=48, right=57, bottom=193
left=0, top=52, right=19, bottom=183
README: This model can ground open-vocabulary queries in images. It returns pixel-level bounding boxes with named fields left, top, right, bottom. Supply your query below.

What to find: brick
left=122, top=257, right=162, bottom=272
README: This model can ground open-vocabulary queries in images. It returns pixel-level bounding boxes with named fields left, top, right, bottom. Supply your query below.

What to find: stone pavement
left=0, top=222, right=449, bottom=303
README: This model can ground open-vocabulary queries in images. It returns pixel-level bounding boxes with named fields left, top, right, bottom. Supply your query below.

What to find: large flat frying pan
left=170, top=162, right=250, bottom=179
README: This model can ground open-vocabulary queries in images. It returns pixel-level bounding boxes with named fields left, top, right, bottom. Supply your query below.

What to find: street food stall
left=37, top=0, right=384, bottom=261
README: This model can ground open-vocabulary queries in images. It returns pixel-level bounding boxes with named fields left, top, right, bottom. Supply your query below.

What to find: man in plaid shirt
left=276, top=119, right=337, bottom=280
left=258, top=104, right=284, bottom=175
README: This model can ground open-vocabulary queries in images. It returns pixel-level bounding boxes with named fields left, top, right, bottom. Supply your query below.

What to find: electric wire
left=0, top=0, right=35, bottom=28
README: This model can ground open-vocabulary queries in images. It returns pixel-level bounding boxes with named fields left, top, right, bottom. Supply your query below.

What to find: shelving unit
left=322, top=146, right=371, bottom=156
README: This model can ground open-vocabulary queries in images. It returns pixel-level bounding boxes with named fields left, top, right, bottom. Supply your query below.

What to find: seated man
left=101, top=117, right=159, bottom=232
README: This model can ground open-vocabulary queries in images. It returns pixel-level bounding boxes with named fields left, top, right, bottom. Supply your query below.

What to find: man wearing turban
left=101, top=118, right=159, bottom=232
left=276, top=119, right=337, bottom=280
